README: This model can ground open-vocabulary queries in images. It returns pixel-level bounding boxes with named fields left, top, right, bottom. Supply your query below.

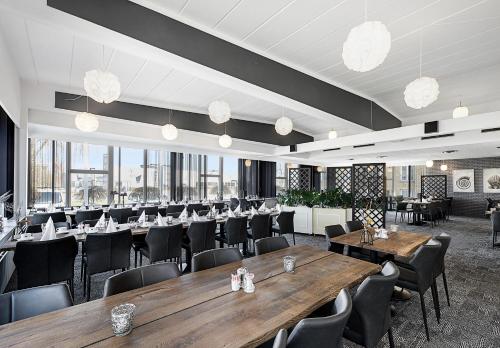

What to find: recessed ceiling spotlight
left=497, top=146, right=500, bottom=149
left=348, top=158, right=355, bottom=161
left=442, top=150, right=458, bottom=154
left=376, top=155, right=388, bottom=158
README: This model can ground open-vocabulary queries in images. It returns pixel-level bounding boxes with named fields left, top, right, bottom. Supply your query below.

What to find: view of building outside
left=276, top=162, right=287, bottom=194
left=205, top=155, right=220, bottom=200
left=386, top=165, right=426, bottom=199
left=223, top=156, right=238, bottom=198
left=119, top=147, right=144, bottom=204
left=29, top=139, right=53, bottom=208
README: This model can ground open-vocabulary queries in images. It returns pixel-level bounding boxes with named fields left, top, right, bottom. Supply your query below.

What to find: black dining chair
left=229, top=198, right=240, bottom=211
left=82, top=229, right=133, bottom=301
left=255, top=236, right=290, bottom=256
left=166, top=204, right=186, bottom=215
left=187, top=204, right=204, bottom=216
left=345, top=220, right=363, bottom=232
left=345, top=221, right=372, bottom=261
left=0, top=284, right=73, bottom=325
left=103, top=262, right=181, bottom=297
left=109, top=207, right=135, bottom=224
left=286, top=288, right=352, bottom=348
left=434, top=233, right=452, bottom=307
left=238, top=198, right=250, bottom=212
left=31, top=211, right=67, bottom=225
left=247, top=213, right=271, bottom=253
left=272, top=329, right=288, bottom=348
left=324, top=225, right=346, bottom=254
left=343, top=262, right=399, bottom=348
left=272, top=211, right=296, bottom=245
left=213, top=202, right=226, bottom=214
left=192, top=247, right=243, bottom=272
left=137, top=206, right=159, bottom=218
left=395, top=239, right=442, bottom=341
left=197, top=210, right=210, bottom=216
left=394, top=202, right=408, bottom=222
left=25, top=224, right=42, bottom=234
left=139, top=225, right=183, bottom=268
left=75, top=209, right=104, bottom=225
left=492, top=211, right=500, bottom=248
left=184, top=219, right=217, bottom=271
left=217, top=216, right=248, bottom=254
left=13, top=235, right=78, bottom=298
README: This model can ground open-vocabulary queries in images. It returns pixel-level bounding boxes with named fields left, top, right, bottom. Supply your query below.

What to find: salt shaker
left=243, top=273, right=255, bottom=293
left=237, top=267, right=247, bottom=287
left=231, top=273, right=240, bottom=291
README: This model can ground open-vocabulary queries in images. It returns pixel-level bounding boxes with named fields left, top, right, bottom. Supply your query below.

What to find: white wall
left=0, top=30, right=21, bottom=126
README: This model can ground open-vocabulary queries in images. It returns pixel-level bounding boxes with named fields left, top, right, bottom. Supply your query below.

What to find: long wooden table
left=0, top=245, right=380, bottom=347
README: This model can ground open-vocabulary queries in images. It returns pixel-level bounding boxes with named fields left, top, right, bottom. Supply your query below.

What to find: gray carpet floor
left=6, top=213, right=500, bottom=347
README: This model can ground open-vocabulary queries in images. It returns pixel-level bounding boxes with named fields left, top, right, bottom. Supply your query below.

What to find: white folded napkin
left=106, top=219, right=117, bottom=233
left=258, top=202, right=266, bottom=212
left=157, top=212, right=165, bottom=226
left=234, top=205, right=241, bottom=214
left=80, top=204, right=86, bottom=210
left=40, top=217, right=56, bottom=241
left=137, top=211, right=146, bottom=224
left=96, top=214, right=106, bottom=228
left=251, top=207, right=258, bottom=215
left=211, top=205, right=216, bottom=214
left=192, top=210, right=200, bottom=221
left=179, top=208, right=188, bottom=220
left=276, top=204, right=282, bottom=212
left=227, top=209, right=235, bottom=218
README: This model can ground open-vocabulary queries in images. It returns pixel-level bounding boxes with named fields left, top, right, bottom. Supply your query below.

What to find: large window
left=223, top=156, right=238, bottom=199
left=147, top=150, right=161, bottom=203
left=276, top=162, right=287, bottom=194
left=119, top=148, right=144, bottom=204
left=204, top=155, right=221, bottom=200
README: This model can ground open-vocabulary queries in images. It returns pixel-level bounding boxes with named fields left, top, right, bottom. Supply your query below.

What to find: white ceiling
left=134, top=0, right=500, bottom=123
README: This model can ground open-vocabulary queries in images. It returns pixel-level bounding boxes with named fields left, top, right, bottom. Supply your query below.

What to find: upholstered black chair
left=192, top=248, right=243, bottom=272
left=345, top=221, right=372, bottom=261
left=255, top=236, right=290, bottom=256
left=184, top=219, right=217, bottom=271
left=248, top=213, right=271, bottom=252
left=217, top=216, right=248, bottom=254
left=345, top=220, right=364, bottom=232
left=103, top=262, right=181, bottom=297
left=395, top=240, right=442, bottom=340
left=82, top=229, right=133, bottom=301
left=272, top=211, right=296, bottom=245
left=139, top=225, right=183, bottom=267
left=0, top=284, right=73, bottom=325
left=187, top=203, right=204, bottom=216
left=229, top=198, right=240, bottom=211
left=287, top=288, right=352, bottom=348
left=394, top=202, right=408, bottom=222
left=13, top=236, right=78, bottom=297
left=272, top=329, right=288, bottom=348
left=434, top=233, right=451, bottom=306
left=213, top=202, right=226, bottom=214
left=238, top=198, right=250, bottom=212
left=324, top=224, right=346, bottom=254
left=343, top=262, right=399, bottom=348
left=25, top=224, right=42, bottom=234
left=109, top=207, right=135, bottom=224
left=198, top=210, right=210, bottom=216
left=166, top=204, right=185, bottom=215
left=81, top=219, right=99, bottom=227
left=137, top=206, right=159, bottom=217
left=492, top=211, right=500, bottom=248
left=75, top=209, right=104, bottom=225
left=31, top=211, right=67, bottom=225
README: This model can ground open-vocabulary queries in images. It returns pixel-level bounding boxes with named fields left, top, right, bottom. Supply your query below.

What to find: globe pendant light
left=425, top=160, right=434, bottom=168
left=452, top=102, right=469, bottom=118
left=440, top=164, right=448, bottom=171
left=328, top=130, right=338, bottom=139
left=75, top=96, right=99, bottom=132
left=275, top=107, right=293, bottom=136
left=404, top=31, right=439, bottom=109
left=208, top=100, right=231, bottom=124
left=219, top=122, right=232, bottom=148
left=84, top=46, right=121, bottom=104
left=342, top=1, right=391, bottom=72
left=244, top=159, right=252, bottom=167
left=161, top=109, right=178, bottom=140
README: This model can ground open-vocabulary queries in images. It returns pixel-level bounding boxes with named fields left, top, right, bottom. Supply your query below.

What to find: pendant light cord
left=364, top=0, right=367, bottom=21
left=419, top=30, right=423, bottom=78
left=86, top=95, right=89, bottom=113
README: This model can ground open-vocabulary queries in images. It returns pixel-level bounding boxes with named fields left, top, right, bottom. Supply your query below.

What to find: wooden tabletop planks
left=0, top=245, right=334, bottom=347
left=331, top=230, right=432, bottom=257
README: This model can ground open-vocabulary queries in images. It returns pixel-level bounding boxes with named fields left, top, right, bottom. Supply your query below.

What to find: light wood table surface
left=0, top=245, right=380, bottom=347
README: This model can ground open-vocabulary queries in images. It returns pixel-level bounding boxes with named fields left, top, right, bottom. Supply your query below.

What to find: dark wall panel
left=0, top=107, right=15, bottom=217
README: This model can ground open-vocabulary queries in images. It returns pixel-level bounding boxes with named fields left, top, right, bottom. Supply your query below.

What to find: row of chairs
left=395, top=200, right=451, bottom=227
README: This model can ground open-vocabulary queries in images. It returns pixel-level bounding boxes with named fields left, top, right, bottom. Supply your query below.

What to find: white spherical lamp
left=74, top=112, right=99, bottom=132
left=244, top=159, right=252, bottom=167
left=404, top=77, right=439, bottom=109
left=161, top=124, right=178, bottom=140
left=440, top=164, right=448, bottom=171
left=275, top=116, right=293, bottom=136
left=452, top=105, right=469, bottom=119
left=84, top=69, right=121, bottom=104
left=219, top=134, right=232, bottom=148
left=425, top=160, right=434, bottom=168
left=342, top=21, right=391, bottom=72
left=208, top=100, right=231, bottom=124
left=328, top=130, right=338, bottom=139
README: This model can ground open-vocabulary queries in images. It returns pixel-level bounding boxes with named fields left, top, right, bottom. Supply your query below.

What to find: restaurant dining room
left=0, top=0, right=499, bottom=347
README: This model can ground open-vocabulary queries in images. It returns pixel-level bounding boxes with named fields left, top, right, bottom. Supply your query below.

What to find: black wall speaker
left=424, top=121, right=438, bottom=134
left=290, top=144, right=297, bottom=152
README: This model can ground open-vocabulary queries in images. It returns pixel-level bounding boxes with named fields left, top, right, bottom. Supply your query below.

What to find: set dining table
left=0, top=245, right=380, bottom=347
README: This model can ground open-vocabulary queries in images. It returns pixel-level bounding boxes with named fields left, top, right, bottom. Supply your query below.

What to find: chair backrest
left=0, top=284, right=73, bottom=325
left=197, top=210, right=209, bottom=216
left=192, top=247, right=243, bottom=272
left=82, top=219, right=100, bottom=227
left=224, top=216, right=248, bottom=245
left=53, top=221, right=70, bottom=230
left=408, top=239, right=442, bottom=292
left=229, top=198, right=240, bottom=211
left=492, top=211, right=500, bottom=232
left=145, top=225, right=183, bottom=263
left=396, top=202, right=407, bottom=210
left=13, top=236, right=78, bottom=290
left=103, top=262, right=181, bottom=297
left=186, top=204, right=204, bottom=216
left=26, top=224, right=42, bottom=234
left=345, top=220, right=364, bottom=232
left=187, top=220, right=217, bottom=254
left=272, top=329, right=288, bottom=348
left=238, top=198, right=250, bottom=211
left=166, top=204, right=185, bottom=214
left=85, top=229, right=133, bottom=275
left=31, top=211, right=67, bottom=225
left=346, top=262, right=399, bottom=348
left=324, top=225, right=346, bottom=254
left=138, top=206, right=159, bottom=217
left=250, top=213, right=271, bottom=240
left=213, top=202, right=225, bottom=213
left=433, top=233, right=451, bottom=276
left=109, top=208, right=135, bottom=224
left=75, top=209, right=104, bottom=224
left=255, top=236, right=290, bottom=256
left=287, top=288, right=352, bottom=348
left=277, top=211, right=295, bottom=235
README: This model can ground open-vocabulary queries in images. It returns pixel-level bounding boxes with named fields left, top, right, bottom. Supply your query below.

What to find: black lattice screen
left=333, top=167, right=352, bottom=193
left=352, top=163, right=386, bottom=228
left=421, top=175, right=447, bottom=199
left=288, top=168, right=311, bottom=190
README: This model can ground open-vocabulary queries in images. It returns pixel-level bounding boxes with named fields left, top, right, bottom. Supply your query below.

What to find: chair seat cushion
left=139, top=247, right=150, bottom=258
left=132, top=241, right=146, bottom=251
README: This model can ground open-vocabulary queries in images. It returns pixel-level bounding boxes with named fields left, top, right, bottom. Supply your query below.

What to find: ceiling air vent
left=353, top=143, right=375, bottom=148
left=323, top=148, right=341, bottom=152
left=421, top=133, right=454, bottom=140
left=481, top=127, right=500, bottom=133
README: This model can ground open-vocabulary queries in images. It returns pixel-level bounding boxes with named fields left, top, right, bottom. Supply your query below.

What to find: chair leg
left=292, top=231, right=296, bottom=245
left=82, top=265, right=87, bottom=296
left=134, top=250, right=138, bottom=268
left=140, top=253, right=143, bottom=266
left=419, top=292, right=430, bottom=341
left=387, top=327, right=395, bottom=348
left=86, top=274, right=91, bottom=302
left=80, top=257, right=84, bottom=281
left=395, top=211, right=398, bottom=223
left=442, top=271, right=451, bottom=306
left=431, top=282, right=441, bottom=323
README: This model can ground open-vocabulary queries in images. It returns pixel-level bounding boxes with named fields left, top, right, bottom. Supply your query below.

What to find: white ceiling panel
left=123, top=60, right=173, bottom=99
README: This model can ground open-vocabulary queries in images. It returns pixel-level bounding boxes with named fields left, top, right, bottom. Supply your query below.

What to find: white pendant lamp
left=404, top=31, right=439, bottom=109
left=244, top=159, right=252, bottom=167
left=452, top=102, right=469, bottom=119
left=440, top=164, right=448, bottom=171
left=208, top=100, right=231, bottom=124
left=328, top=130, right=338, bottom=139
left=84, top=70, right=121, bottom=104
left=75, top=96, right=99, bottom=132
left=342, top=1, right=391, bottom=72
left=219, top=134, right=232, bottom=148
left=425, top=160, right=434, bottom=168
left=275, top=107, right=293, bottom=136
left=161, top=109, right=178, bottom=140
